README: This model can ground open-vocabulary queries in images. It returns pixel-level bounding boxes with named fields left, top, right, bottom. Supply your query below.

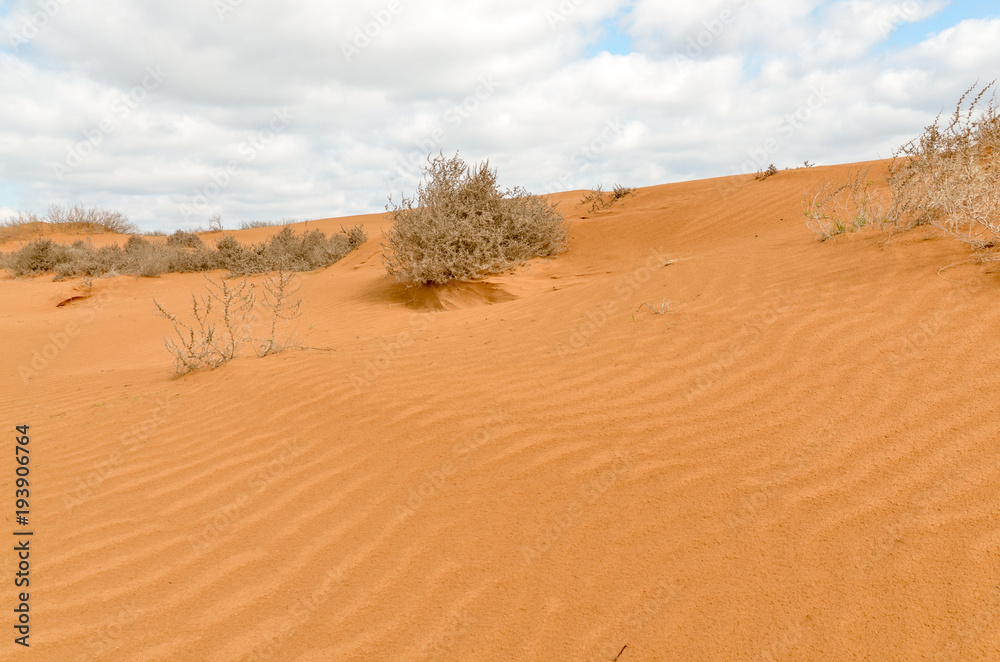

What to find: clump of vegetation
left=802, top=167, right=882, bottom=240
left=238, top=219, right=295, bottom=230
left=754, top=164, right=779, bottom=181
left=0, top=225, right=367, bottom=279
left=580, top=184, right=636, bottom=212
left=0, top=204, right=138, bottom=242
left=154, top=272, right=304, bottom=375
left=220, top=226, right=367, bottom=276
left=803, top=81, right=1000, bottom=259
left=883, top=82, right=1000, bottom=256
left=166, top=230, right=204, bottom=248
left=382, top=152, right=567, bottom=285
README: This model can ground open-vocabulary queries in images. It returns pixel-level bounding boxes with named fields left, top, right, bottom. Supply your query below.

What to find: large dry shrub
left=884, top=82, right=1000, bottom=255
left=381, top=153, right=567, bottom=285
left=806, top=82, right=1000, bottom=254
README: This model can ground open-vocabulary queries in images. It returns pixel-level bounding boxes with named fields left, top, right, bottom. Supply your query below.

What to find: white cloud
left=0, top=0, right=996, bottom=230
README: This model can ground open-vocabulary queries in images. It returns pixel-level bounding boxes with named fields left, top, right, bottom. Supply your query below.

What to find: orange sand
left=2, top=161, right=999, bottom=660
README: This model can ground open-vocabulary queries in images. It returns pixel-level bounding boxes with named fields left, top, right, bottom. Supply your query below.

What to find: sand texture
left=2, top=161, right=999, bottom=660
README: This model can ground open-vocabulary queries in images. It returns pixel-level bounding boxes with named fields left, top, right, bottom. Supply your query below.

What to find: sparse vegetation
left=0, top=204, right=138, bottom=242
left=883, top=81, right=1000, bottom=257
left=802, top=167, right=882, bottom=240
left=0, top=225, right=366, bottom=279
left=238, top=219, right=295, bottom=230
left=581, top=184, right=636, bottom=212
left=166, top=230, right=204, bottom=249
left=803, top=82, right=1000, bottom=258
left=755, top=164, right=779, bottom=181
left=154, top=271, right=304, bottom=375
left=639, top=298, right=672, bottom=315
left=382, top=152, right=567, bottom=286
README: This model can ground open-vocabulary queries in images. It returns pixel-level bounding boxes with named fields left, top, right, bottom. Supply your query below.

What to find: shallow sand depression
left=2, top=161, right=999, bottom=660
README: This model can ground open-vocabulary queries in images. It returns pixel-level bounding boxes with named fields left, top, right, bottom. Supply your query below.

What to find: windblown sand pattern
left=3, top=162, right=999, bottom=660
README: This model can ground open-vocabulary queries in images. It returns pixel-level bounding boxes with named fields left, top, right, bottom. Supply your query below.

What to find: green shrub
left=382, top=152, right=567, bottom=285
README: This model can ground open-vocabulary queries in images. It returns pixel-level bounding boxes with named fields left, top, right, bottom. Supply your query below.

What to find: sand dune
left=3, top=161, right=999, bottom=660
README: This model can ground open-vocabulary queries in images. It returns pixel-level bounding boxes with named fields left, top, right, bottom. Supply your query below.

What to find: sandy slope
left=2, top=161, right=999, bottom=660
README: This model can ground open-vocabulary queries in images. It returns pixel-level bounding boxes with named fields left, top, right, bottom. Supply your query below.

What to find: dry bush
left=2, top=239, right=73, bottom=275
left=0, top=226, right=364, bottom=279
left=883, top=82, right=1000, bottom=256
left=121, top=236, right=170, bottom=277
left=154, top=277, right=255, bottom=374
left=238, top=219, right=296, bottom=229
left=46, top=204, right=138, bottom=234
left=1, top=205, right=136, bottom=242
left=804, top=82, right=1000, bottom=255
left=754, top=164, right=779, bottom=181
left=0, top=212, right=43, bottom=242
left=219, top=226, right=367, bottom=276
left=153, top=271, right=302, bottom=375
left=382, top=152, right=567, bottom=285
left=254, top=270, right=302, bottom=357
left=581, top=184, right=636, bottom=212
left=802, top=167, right=886, bottom=240
left=166, top=230, right=204, bottom=248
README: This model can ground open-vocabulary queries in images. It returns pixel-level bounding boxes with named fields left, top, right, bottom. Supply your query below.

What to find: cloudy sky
left=1, top=0, right=998, bottom=231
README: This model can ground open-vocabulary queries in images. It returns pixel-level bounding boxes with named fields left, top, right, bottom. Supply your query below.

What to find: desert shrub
left=154, top=277, right=255, bottom=374
left=382, top=152, right=567, bottom=285
left=219, top=226, right=367, bottom=276
left=238, top=219, right=297, bottom=229
left=581, top=184, right=636, bottom=212
left=45, top=203, right=138, bottom=234
left=0, top=226, right=365, bottom=279
left=120, top=236, right=169, bottom=277
left=166, top=230, right=204, bottom=248
left=154, top=271, right=303, bottom=375
left=1, top=205, right=136, bottom=242
left=166, top=247, right=221, bottom=273
left=215, top=235, right=266, bottom=276
left=755, top=164, right=779, bottom=181
left=254, top=270, right=302, bottom=357
left=883, top=82, right=1000, bottom=255
left=802, top=82, right=1000, bottom=255
left=802, top=167, right=885, bottom=240
left=4, top=239, right=74, bottom=276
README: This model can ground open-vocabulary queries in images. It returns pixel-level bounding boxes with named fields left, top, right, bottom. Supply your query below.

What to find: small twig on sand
left=638, top=298, right=672, bottom=315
